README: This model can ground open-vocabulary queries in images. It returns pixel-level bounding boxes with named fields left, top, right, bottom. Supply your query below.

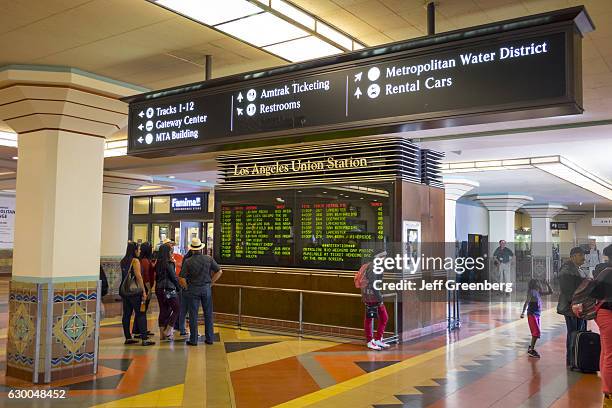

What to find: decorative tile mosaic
left=5, top=279, right=101, bottom=383
left=52, top=301, right=95, bottom=356
left=101, top=257, right=122, bottom=296
left=6, top=280, right=39, bottom=381
left=11, top=302, right=34, bottom=355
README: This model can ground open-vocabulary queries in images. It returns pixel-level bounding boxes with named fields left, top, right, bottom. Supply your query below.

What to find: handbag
left=366, top=304, right=379, bottom=319
left=119, top=264, right=143, bottom=297
left=164, top=288, right=178, bottom=299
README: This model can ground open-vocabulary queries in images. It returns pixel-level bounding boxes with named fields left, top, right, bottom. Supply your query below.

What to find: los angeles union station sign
left=232, top=156, right=368, bottom=177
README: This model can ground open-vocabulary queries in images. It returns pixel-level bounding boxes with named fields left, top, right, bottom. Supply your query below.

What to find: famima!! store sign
left=171, top=194, right=204, bottom=213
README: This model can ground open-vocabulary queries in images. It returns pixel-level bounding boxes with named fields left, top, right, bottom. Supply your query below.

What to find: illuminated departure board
left=220, top=204, right=293, bottom=265
left=215, top=185, right=391, bottom=270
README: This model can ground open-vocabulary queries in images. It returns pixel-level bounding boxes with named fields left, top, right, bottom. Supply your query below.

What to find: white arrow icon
left=137, top=137, right=144, bottom=143
left=236, top=107, right=243, bottom=116
left=354, top=72, right=363, bottom=82
left=354, top=87, right=362, bottom=99
left=237, top=92, right=244, bottom=102
left=138, top=124, right=143, bottom=130
left=138, top=111, right=144, bottom=118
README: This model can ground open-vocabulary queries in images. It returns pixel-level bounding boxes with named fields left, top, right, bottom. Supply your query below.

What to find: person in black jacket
left=556, top=246, right=587, bottom=367
left=154, top=244, right=180, bottom=341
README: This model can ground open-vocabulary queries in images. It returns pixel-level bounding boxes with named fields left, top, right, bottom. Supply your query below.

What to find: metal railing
left=213, top=283, right=399, bottom=343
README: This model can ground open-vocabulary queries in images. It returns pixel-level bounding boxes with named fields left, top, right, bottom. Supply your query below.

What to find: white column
left=522, top=204, right=567, bottom=256
left=474, top=194, right=533, bottom=284
left=522, top=204, right=567, bottom=281
left=100, top=194, right=129, bottom=257
left=100, top=172, right=152, bottom=257
left=474, top=194, right=534, bottom=244
left=443, top=177, right=479, bottom=243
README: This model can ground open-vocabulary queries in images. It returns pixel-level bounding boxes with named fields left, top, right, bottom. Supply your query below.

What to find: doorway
left=179, top=221, right=202, bottom=254
left=467, top=234, right=489, bottom=282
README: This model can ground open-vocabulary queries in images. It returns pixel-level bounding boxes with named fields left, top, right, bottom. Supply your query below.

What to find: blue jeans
left=173, top=289, right=189, bottom=333
left=187, top=285, right=213, bottom=344
left=565, top=315, right=587, bottom=365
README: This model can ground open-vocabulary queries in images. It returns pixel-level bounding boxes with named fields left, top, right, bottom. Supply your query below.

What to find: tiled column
left=0, top=66, right=141, bottom=383
left=443, top=177, right=479, bottom=243
left=522, top=204, right=567, bottom=280
left=474, top=194, right=533, bottom=284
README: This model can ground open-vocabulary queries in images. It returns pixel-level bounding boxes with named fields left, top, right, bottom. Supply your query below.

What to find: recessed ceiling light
left=216, top=12, right=307, bottom=47
left=264, top=36, right=342, bottom=62
left=199, top=179, right=207, bottom=183
left=168, top=176, right=176, bottom=179
left=152, top=0, right=363, bottom=63
left=12, top=156, right=18, bottom=160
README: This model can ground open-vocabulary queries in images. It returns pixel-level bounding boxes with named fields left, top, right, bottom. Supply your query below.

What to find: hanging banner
left=0, top=196, right=16, bottom=249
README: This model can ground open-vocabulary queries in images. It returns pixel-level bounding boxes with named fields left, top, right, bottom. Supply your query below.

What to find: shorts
left=527, top=313, right=541, bottom=338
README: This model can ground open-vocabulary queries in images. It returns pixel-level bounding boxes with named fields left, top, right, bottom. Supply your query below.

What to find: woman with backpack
left=357, top=251, right=390, bottom=351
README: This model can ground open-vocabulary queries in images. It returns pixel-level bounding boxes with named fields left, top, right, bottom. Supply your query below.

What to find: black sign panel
left=550, top=222, right=569, bottom=230
left=170, top=193, right=205, bottom=213
left=127, top=19, right=584, bottom=155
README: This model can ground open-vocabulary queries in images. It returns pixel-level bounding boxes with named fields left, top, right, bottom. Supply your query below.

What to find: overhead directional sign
left=125, top=7, right=593, bottom=156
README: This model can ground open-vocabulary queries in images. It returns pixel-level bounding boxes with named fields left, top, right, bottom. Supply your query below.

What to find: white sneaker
left=374, top=339, right=390, bottom=349
left=367, top=340, right=382, bottom=350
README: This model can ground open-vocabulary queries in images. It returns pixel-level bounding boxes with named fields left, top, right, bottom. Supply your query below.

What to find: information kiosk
left=211, top=137, right=445, bottom=340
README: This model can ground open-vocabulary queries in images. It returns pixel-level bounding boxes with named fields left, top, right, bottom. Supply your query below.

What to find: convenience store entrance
left=177, top=221, right=214, bottom=255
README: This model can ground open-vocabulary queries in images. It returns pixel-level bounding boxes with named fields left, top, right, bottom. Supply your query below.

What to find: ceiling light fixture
left=216, top=12, right=307, bottom=47
left=168, top=175, right=176, bottom=179
left=199, top=180, right=208, bottom=183
left=151, top=0, right=365, bottom=62
left=103, top=139, right=128, bottom=158
left=0, top=131, right=18, bottom=148
left=441, top=155, right=612, bottom=201
left=12, top=156, right=18, bottom=160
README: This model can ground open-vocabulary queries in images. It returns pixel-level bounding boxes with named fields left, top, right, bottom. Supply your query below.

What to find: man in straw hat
left=179, top=237, right=223, bottom=346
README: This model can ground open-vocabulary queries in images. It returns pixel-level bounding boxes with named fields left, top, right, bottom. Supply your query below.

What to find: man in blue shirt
left=179, top=238, right=223, bottom=346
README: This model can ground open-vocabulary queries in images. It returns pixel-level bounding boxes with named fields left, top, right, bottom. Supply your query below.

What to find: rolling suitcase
left=570, top=330, right=600, bottom=373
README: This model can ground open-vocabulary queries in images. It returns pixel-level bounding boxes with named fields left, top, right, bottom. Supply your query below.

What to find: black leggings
left=122, top=295, right=148, bottom=340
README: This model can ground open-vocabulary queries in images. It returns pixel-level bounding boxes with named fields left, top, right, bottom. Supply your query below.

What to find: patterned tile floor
left=0, top=276, right=604, bottom=407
